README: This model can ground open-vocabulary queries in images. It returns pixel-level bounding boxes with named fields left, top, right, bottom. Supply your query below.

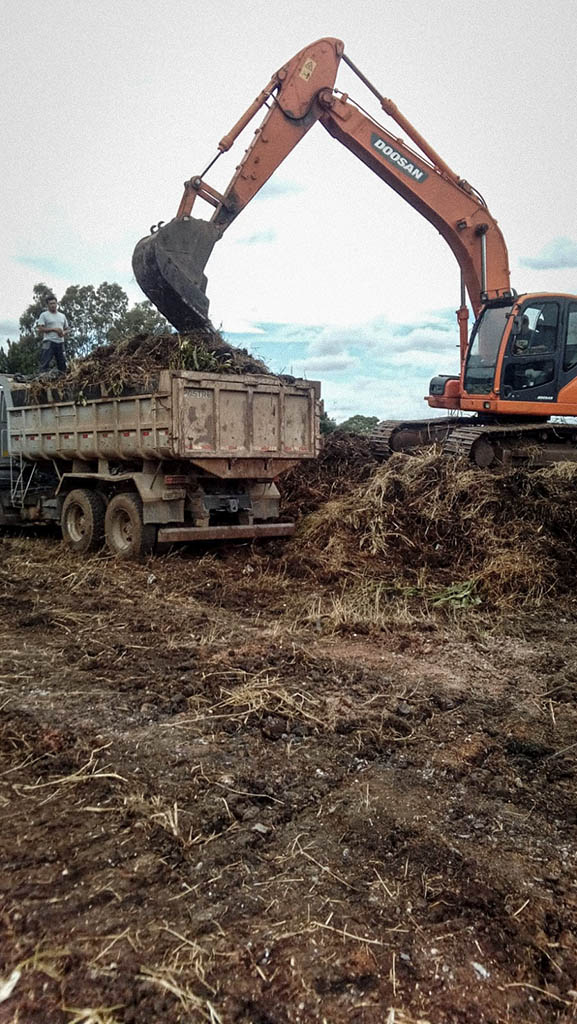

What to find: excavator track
left=370, top=417, right=577, bottom=468
left=370, top=417, right=472, bottom=459
left=443, top=421, right=577, bottom=467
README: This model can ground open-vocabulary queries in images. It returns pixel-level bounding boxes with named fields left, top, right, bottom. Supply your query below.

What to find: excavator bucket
left=132, top=218, right=223, bottom=332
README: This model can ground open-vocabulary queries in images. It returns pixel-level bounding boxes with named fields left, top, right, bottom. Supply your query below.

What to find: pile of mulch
left=18, top=328, right=271, bottom=404
left=284, top=449, right=577, bottom=605
left=280, top=431, right=379, bottom=519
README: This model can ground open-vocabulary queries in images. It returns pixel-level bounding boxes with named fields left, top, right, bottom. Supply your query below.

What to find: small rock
left=397, top=700, right=412, bottom=716
left=471, top=961, right=490, bottom=980
left=435, top=695, right=457, bottom=711
left=262, top=716, right=287, bottom=740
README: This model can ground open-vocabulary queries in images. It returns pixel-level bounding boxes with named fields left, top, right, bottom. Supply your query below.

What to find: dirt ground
left=1, top=533, right=577, bottom=1023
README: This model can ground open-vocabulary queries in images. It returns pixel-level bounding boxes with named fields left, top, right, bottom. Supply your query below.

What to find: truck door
left=500, top=299, right=562, bottom=403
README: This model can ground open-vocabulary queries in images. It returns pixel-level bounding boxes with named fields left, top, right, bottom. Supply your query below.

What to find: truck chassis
left=0, top=370, right=321, bottom=557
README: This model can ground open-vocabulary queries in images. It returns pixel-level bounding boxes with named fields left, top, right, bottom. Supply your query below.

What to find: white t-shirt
left=37, top=310, right=68, bottom=343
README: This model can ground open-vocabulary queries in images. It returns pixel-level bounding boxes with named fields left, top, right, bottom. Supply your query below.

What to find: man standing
left=36, top=295, right=69, bottom=373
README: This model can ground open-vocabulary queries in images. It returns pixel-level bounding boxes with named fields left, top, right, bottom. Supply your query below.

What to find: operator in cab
left=36, top=295, right=69, bottom=374
left=513, top=315, right=532, bottom=354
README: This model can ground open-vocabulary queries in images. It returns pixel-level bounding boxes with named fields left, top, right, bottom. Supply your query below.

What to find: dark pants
left=39, top=341, right=67, bottom=374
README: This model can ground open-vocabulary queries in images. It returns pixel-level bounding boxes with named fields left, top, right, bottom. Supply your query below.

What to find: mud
left=1, top=535, right=577, bottom=1022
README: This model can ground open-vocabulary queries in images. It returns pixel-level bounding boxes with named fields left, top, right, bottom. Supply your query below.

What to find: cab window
left=503, top=300, right=559, bottom=394
left=511, top=301, right=559, bottom=356
left=503, top=358, right=556, bottom=392
left=463, top=304, right=512, bottom=394
left=564, top=303, right=577, bottom=371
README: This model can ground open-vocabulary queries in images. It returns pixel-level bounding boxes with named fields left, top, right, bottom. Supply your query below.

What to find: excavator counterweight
left=132, top=218, right=222, bottom=332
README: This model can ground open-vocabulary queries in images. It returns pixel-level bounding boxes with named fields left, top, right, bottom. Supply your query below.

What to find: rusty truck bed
left=7, top=370, right=321, bottom=478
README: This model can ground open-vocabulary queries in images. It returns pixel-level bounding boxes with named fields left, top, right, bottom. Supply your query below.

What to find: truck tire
left=61, top=489, right=106, bottom=554
left=104, top=493, right=156, bottom=559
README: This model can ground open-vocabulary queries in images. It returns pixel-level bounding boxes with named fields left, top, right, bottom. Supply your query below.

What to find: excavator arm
left=133, top=38, right=512, bottom=346
left=132, top=38, right=344, bottom=332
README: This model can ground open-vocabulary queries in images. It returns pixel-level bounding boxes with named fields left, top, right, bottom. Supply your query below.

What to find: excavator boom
left=319, top=97, right=511, bottom=318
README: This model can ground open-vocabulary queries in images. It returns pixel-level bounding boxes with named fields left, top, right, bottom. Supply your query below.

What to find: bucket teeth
left=132, top=218, right=223, bottom=333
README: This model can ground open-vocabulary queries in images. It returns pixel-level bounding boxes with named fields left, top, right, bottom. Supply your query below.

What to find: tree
left=337, top=414, right=380, bottom=435
left=12, top=282, right=54, bottom=372
left=108, top=300, right=169, bottom=342
left=60, top=282, right=129, bottom=357
left=19, top=282, right=55, bottom=336
left=0, top=334, right=41, bottom=375
left=61, top=285, right=169, bottom=356
left=320, top=410, right=337, bottom=435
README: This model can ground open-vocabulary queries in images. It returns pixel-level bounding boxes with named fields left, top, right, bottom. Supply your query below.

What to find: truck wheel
left=104, top=493, right=156, bottom=559
left=61, top=489, right=106, bottom=554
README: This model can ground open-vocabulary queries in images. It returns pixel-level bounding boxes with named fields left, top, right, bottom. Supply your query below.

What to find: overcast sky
left=2, top=0, right=576, bottom=421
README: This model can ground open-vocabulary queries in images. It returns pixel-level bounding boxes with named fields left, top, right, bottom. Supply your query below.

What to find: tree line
left=320, top=412, right=379, bottom=435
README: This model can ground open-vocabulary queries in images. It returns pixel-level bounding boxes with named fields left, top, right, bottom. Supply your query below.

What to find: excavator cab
left=461, top=294, right=577, bottom=412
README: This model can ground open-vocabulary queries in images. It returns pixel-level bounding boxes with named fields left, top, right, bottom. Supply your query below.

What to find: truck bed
left=7, top=370, right=321, bottom=476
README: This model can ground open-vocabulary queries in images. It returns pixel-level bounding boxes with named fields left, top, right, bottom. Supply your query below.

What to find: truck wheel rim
left=67, top=503, right=87, bottom=543
left=110, top=509, right=133, bottom=552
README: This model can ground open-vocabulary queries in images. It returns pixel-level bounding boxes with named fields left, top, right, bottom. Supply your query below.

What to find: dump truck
left=0, top=369, right=321, bottom=557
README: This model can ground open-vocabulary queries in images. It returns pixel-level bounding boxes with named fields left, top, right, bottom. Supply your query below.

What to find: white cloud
left=291, top=352, right=359, bottom=374
left=521, top=237, right=577, bottom=270
left=320, top=374, right=442, bottom=423
left=220, top=317, right=266, bottom=335
left=235, top=229, right=277, bottom=246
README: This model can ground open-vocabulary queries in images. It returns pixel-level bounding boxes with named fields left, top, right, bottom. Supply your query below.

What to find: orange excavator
left=133, top=37, right=577, bottom=467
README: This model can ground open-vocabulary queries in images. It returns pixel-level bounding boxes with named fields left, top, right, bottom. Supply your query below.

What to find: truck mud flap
left=157, top=522, right=295, bottom=543
left=132, top=218, right=222, bottom=332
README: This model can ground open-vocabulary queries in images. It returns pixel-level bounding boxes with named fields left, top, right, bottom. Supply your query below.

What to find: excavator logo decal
left=371, top=133, right=428, bottom=183
left=299, top=59, right=317, bottom=81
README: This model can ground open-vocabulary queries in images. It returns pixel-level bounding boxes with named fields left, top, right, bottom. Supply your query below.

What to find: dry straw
left=286, top=445, right=577, bottom=608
